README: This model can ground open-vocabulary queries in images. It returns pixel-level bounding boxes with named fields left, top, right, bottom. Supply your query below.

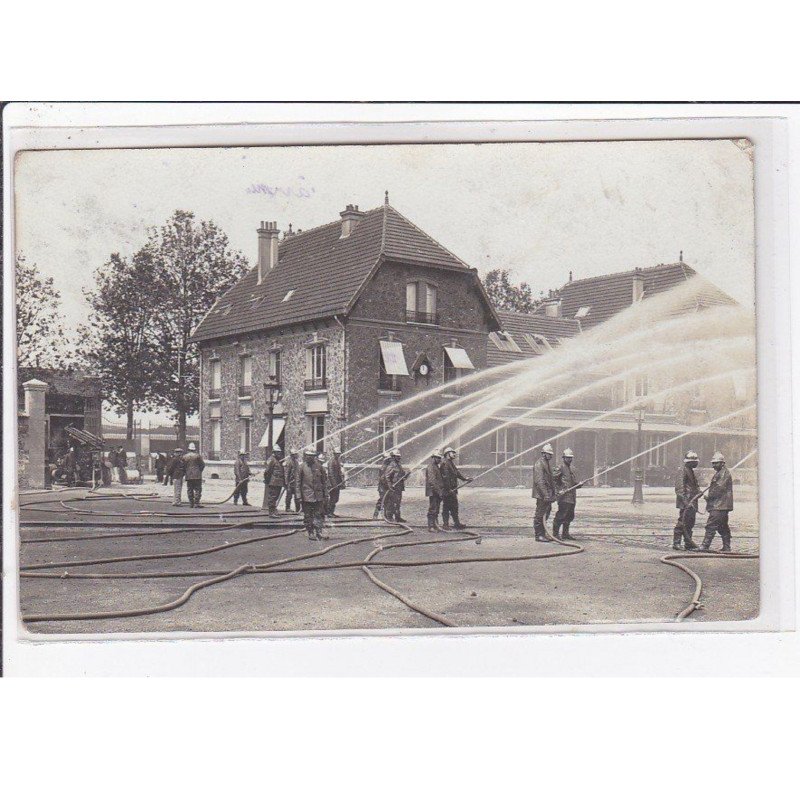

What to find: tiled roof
left=487, top=310, right=581, bottom=367
left=554, top=263, right=736, bottom=329
left=191, top=203, right=485, bottom=342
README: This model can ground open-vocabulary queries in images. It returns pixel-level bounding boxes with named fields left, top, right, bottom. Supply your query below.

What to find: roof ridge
left=385, top=204, right=472, bottom=270
left=278, top=205, right=385, bottom=246
left=564, top=262, right=691, bottom=287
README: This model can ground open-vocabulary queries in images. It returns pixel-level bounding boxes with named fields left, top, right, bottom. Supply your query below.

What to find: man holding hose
left=553, top=448, right=584, bottom=541
left=532, top=443, right=556, bottom=542
left=700, top=452, right=734, bottom=552
left=262, top=445, right=285, bottom=517
left=672, top=450, right=700, bottom=550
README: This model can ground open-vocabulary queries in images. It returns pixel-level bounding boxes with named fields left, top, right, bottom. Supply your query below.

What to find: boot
left=427, top=515, right=437, bottom=533
left=684, top=537, right=698, bottom=550
left=673, top=531, right=683, bottom=550
left=699, top=533, right=714, bottom=551
left=720, top=534, right=732, bottom=553
left=552, top=522, right=563, bottom=541
left=561, top=524, right=574, bottom=541
left=452, top=513, right=467, bottom=530
left=372, top=508, right=380, bottom=520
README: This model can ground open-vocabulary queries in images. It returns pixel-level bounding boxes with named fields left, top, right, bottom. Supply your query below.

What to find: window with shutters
left=405, top=281, right=438, bottom=325
left=239, top=355, right=252, bottom=397
left=209, top=359, right=222, bottom=399
left=209, top=419, right=222, bottom=460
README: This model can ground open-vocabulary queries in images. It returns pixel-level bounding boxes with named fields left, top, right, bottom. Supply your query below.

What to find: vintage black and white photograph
left=12, top=137, right=759, bottom=635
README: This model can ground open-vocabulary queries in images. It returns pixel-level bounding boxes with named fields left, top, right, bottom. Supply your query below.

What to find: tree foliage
left=15, top=254, right=71, bottom=368
left=481, top=268, right=538, bottom=314
left=145, top=211, right=250, bottom=443
left=78, top=251, right=161, bottom=437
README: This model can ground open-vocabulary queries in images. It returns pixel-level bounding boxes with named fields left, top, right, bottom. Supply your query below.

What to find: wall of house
left=344, top=260, right=493, bottom=485
left=199, top=321, right=345, bottom=479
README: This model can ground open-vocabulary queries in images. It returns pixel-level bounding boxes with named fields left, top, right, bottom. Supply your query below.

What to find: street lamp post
left=632, top=403, right=645, bottom=505
left=263, top=375, right=279, bottom=453
left=262, top=375, right=280, bottom=512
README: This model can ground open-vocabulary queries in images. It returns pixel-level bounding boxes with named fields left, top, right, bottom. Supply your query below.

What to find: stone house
left=190, top=197, right=501, bottom=481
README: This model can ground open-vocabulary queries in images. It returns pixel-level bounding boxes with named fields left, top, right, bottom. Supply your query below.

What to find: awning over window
left=380, top=340, right=410, bottom=376
left=258, top=417, right=286, bottom=448
left=444, top=346, right=475, bottom=370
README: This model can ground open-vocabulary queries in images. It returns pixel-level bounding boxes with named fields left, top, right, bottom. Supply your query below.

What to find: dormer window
left=281, top=290, right=295, bottom=302
left=489, top=331, right=522, bottom=353
left=575, top=306, right=591, bottom=319
left=523, top=333, right=552, bottom=354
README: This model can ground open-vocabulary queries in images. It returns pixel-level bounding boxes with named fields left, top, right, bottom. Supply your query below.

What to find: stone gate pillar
left=22, top=379, right=48, bottom=489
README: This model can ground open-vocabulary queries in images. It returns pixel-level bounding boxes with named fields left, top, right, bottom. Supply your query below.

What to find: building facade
left=191, top=198, right=501, bottom=481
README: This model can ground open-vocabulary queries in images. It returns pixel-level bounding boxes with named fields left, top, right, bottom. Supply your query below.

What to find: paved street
left=18, top=481, right=759, bottom=635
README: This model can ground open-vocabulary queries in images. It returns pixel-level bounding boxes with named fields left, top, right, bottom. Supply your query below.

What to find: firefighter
left=383, top=449, right=408, bottom=522
left=425, top=450, right=445, bottom=532
left=168, top=447, right=186, bottom=505
left=262, top=445, right=285, bottom=517
left=327, top=446, right=345, bottom=517
left=183, top=442, right=205, bottom=508
left=372, top=452, right=393, bottom=520
left=296, top=447, right=329, bottom=540
left=233, top=451, right=252, bottom=506
left=155, top=452, right=166, bottom=483
left=284, top=448, right=302, bottom=513
left=532, top=443, right=556, bottom=542
left=700, top=452, right=734, bottom=552
left=441, top=446, right=471, bottom=530
left=672, top=450, right=700, bottom=550
left=553, top=448, right=584, bottom=541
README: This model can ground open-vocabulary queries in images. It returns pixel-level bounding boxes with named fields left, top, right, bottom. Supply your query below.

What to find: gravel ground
left=16, top=480, right=759, bottom=634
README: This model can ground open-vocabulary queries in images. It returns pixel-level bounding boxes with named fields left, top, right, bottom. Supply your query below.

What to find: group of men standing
left=230, top=446, right=346, bottom=540
left=423, top=447, right=473, bottom=531
left=673, top=450, right=735, bottom=552
left=532, top=444, right=585, bottom=542
left=160, top=443, right=206, bottom=508
left=528, top=442, right=736, bottom=551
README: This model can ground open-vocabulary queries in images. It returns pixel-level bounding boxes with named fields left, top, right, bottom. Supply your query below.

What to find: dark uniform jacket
left=296, top=461, right=328, bottom=503
left=377, top=458, right=392, bottom=491
left=532, top=457, right=556, bottom=502
left=706, top=466, right=734, bottom=511
left=163, top=455, right=175, bottom=475
left=328, top=457, right=345, bottom=489
left=169, top=456, right=187, bottom=480
left=285, top=457, right=299, bottom=487
left=264, top=455, right=285, bottom=487
left=234, top=458, right=252, bottom=482
left=674, top=464, right=700, bottom=509
left=385, top=460, right=407, bottom=493
left=554, top=461, right=580, bottom=504
left=65, top=451, right=77, bottom=471
left=182, top=452, right=205, bottom=480
left=425, top=461, right=445, bottom=497
left=441, top=458, right=466, bottom=495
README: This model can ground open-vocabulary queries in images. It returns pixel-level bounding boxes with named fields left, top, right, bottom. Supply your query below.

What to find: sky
left=14, top=139, right=755, bottom=425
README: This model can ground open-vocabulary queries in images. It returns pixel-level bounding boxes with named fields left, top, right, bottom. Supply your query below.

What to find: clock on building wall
left=412, top=354, right=433, bottom=382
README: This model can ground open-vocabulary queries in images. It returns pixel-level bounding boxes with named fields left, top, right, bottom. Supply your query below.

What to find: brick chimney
left=632, top=267, right=645, bottom=303
left=543, top=289, right=562, bottom=318
left=340, top=204, right=366, bottom=238
left=257, top=221, right=280, bottom=284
